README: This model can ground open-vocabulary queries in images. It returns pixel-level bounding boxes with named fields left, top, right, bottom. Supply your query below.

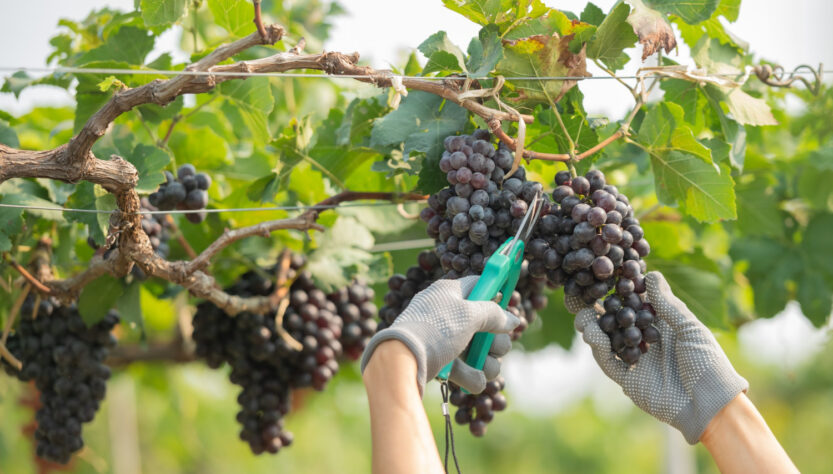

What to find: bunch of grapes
left=192, top=253, right=378, bottom=455
left=327, top=281, right=378, bottom=361
left=148, top=164, right=211, bottom=223
left=281, top=269, right=345, bottom=391
left=449, top=377, right=507, bottom=436
left=193, top=266, right=298, bottom=455
left=139, top=197, right=171, bottom=258
left=377, top=250, right=445, bottom=330
left=534, top=169, right=657, bottom=364
left=2, top=298, right=119, bottom=464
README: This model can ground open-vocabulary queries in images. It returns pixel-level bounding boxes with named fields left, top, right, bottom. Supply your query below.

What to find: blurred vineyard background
left=1, top=0, right=833, bottom=472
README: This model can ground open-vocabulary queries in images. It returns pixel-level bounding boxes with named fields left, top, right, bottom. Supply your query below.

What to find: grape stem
left=4, top=256, right=51, bottom=294
left=253, top=0, right=268, bottom=41
left=164, top=215, right=198, bottom=260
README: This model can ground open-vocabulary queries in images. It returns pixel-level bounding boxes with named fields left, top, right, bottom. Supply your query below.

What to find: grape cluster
left=449, top=376, right=507, bottom=436
left=541, top=169, right=657, bottom=364
left=2, top=298, right=119, bottom=464
left=378, top=250, right=444, bottom=330
left=327, top=282, right=378, bottom=361
left=148, top=164, right=211, bottom=224
left=139, top=197, right=171, bottom=258
left=192, top=254, right=377, bottom=455
left=282, top=269, right=346, bottom=391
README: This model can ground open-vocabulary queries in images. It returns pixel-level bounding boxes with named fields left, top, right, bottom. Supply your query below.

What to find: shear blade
left=501, top=189, right=544, bottom=256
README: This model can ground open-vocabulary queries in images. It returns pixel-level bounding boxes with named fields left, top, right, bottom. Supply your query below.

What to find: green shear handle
left=436, top=236, right=525, bottom=382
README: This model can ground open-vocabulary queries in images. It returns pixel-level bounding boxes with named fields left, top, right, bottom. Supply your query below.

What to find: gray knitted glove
left=571, top=271, right=748, bottom=444
left=361, top=276, right=520, bottom=395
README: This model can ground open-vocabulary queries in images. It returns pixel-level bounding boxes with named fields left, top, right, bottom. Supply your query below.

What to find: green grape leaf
left=527, top=105, right=599, bottom=163
left=626, top=0, right=677, bottom=60
left=218, top=77, right=275, bottom=144
left=424, top=51, right=467, bottom=76
left=309, top=147, right=379, bottom=184
left=1, top=71, right=72, bottom=99
left=371, top=91, right=468, bottom=160
left=0, top=181, right=60, bottom=222
left=650, top=151, right=736, bottom=222
left=64, top=182, right=117, bottom=246
left=306, top=217, right=377, bottom=293
left=440, top=0, right=515, bottom=28
left=246, top=172, right=281, bottom=203
left=0, top=233, right=10, bottom=253
left=643, top=0, right=719, bottom=24
left=138, top=95, right=183, bottom=123
left=337, top=95, right=389, bottom=147
left=496, top=32, right=589, bottom=108
left=659, top=78, right=706, bottom=132
left=140, top=0, right=188, bottom=27
left=466, top=25, right=503, bottom=78
left=797, top=271, right=832, bottom=327
left=0, top=193, right=24, bottom=251
left=703, top=87, right=746, bottom=170
left=78, top=275, right=124, bottom=326
left=639, top=103, right=735, bottom=222
left=339, top=204, right=421, bottom=236
left=798, top=153, right=833, bottom=211
left=730, top=238, right=798, bottom=319
left=648, top=254, right=728, bottom=329
left=580, top=2, right=606, bottom=25
left=734, top=175, right=783, bottom=238
left=77, top=26, right=155, bottom=66
left=801, top=213, right=833, bottom=281
left=169, top=125, right=230, bottom=168
left=586, top=2, right=638, bottom=71
left=693, top=38, right=776, bottom=127
left=208, top=0, right=255, bottom=37
left=116, top=280, right=145, bottom=333
left=129, top=144, right=172, bottom=193
left=639, top=221, right=695, bottom=258
left=716, top=0, right=740, bottom=22
left=0, top=120, right=19, bottom=148
left=419, top=31, right=468, bottom=75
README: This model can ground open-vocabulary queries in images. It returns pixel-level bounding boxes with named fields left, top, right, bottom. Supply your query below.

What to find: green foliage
left=586, top=2, right=638, bottom=71
left=208, top=0, right=255, bottom=37
left=78, top=275, right=125, bottom=325
left=140, top=0, right=188, bottom=27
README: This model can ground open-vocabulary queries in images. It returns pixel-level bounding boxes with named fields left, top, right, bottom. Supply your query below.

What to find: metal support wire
left=0, top=65, right=830, bottom=83
left=0, top=200, right=425, bottom=215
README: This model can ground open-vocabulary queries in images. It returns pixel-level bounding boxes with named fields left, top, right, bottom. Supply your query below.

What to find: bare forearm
left=363, top=340, right=443, bottom=474
left=701, top=393, right=798, bottom=474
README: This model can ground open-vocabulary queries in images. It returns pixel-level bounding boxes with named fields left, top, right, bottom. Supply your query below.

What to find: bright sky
left=0, top=1, right=831, bottom=418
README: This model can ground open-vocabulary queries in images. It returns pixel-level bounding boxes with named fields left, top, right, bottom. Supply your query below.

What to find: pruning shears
left=436, top=190, right=544, bottom=384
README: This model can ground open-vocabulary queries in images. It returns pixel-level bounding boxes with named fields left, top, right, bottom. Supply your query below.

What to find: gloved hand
left=361, top=276, right=520, bottom=396
left=571, top=271, right=748, bottom=444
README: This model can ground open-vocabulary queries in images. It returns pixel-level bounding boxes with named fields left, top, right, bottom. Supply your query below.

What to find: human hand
left=361, top=276, right=520, bottom=395
left=572, top=271, right=748, bottom=443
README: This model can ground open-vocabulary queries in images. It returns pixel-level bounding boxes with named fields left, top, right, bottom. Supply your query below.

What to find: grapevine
left=192, top=253, right=377, bottom=455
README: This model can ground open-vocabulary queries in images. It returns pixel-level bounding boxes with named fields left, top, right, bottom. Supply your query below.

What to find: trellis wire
left=0, top=65, right=830, bottom=82
left=0, top=200, right=425, bottom=215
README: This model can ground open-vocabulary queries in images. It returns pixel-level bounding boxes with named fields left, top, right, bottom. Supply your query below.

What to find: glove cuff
left=672, top=365, right=749, bottom=444
left=359, top=322, right=448, bottom=397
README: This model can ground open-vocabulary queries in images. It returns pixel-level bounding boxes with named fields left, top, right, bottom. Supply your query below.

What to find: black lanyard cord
left=440, top=380, right=461, bottom=474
